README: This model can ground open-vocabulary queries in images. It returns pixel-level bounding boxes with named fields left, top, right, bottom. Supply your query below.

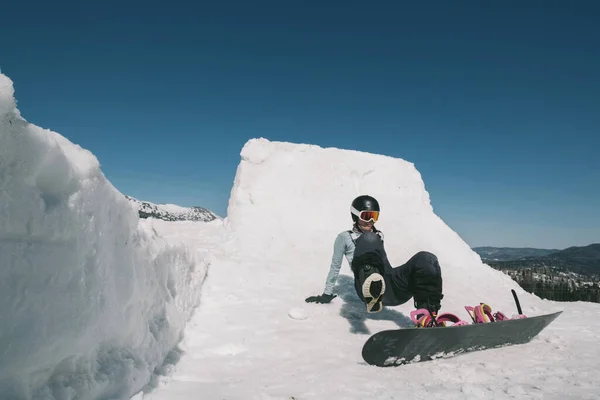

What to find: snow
left=140, top=138, right=600, bottom=399
left=2, top=71, right=600, bottom=400
left=224, top=138, right=543, bottom=315
left=0, top=74, right=216, bottom=399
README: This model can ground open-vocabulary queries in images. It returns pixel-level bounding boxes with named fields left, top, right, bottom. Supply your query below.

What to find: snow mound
left=126, top=195, right=220, bottom=222
left=226, top=138, right=551, bottom=315
left=0, top=73, right=208, bottom=400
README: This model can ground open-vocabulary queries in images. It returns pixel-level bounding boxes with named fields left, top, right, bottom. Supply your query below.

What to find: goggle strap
left=350, top=206, right=362, bottom=217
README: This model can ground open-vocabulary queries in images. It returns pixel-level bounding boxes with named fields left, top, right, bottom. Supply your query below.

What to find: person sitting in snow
left=305, top=195, right=444, bottom=314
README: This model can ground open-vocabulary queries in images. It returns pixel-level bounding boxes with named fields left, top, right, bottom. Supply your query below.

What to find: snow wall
left=0, top=73, right=208, bottom=399
left=225, top=138, right=552, bottom=316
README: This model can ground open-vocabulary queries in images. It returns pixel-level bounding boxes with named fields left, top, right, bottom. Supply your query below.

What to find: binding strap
left=465, top=303, right=515, bottom=323
left=410, top=309, right=469, bottom=328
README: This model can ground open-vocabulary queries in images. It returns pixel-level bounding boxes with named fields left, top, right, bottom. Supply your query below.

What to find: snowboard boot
left=357, top=264, right=386, bottom=313
left=414, top=294, right=443, bottom=313
left=413, top=294, right=444, bottom=325
left=408, top=251, right=443, bottom=319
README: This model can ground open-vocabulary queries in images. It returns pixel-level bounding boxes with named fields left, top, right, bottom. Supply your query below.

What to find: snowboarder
left=305, top=195, right=444, bottom=313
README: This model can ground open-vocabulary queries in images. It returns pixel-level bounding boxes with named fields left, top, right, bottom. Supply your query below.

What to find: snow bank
left=226, top=138, right=552, bottom=316
left=0, top=73, right=207, bottom=400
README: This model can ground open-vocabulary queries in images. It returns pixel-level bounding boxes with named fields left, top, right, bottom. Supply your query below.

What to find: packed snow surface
left=0, top=73, right=219, bottom=399
left=2, top=69, right=600, bottom=400
left=140, top=138, right=600, bottom=399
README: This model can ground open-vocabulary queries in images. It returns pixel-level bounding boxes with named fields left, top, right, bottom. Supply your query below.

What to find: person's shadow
left=334, top=274, right=414, bottom=335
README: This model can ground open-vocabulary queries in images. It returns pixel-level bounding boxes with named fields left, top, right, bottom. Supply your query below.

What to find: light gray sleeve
left=323, top=232, right=348, bottom=295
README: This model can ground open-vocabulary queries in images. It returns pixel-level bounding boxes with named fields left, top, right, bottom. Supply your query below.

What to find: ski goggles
left=351, top=206, right=380, bottom=222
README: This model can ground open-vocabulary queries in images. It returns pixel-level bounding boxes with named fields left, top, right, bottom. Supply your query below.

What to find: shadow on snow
left=334, top=274, right=413, bottom=335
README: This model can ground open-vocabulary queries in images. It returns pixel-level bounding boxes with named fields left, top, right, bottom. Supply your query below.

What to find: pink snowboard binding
left=410, top=308, right=469, bottom=328
left=465, top=303, right=527, bottom=323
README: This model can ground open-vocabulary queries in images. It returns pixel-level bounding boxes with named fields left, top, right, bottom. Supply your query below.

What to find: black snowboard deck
left=362, top=310, right=562, bottom=367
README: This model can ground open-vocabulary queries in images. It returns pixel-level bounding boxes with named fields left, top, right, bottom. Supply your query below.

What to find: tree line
left=494, top=267, right=600, bottom=303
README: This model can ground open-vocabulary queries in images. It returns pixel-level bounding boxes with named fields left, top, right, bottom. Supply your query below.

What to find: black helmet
left=350, top=195, right=380, bottom=223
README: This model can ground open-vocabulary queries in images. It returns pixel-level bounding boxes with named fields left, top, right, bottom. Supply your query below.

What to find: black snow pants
left=350, top=231, right=444, bottom=311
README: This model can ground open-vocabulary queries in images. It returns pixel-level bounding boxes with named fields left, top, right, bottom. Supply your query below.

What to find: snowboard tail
left=362, top=310, right=562, bottom=367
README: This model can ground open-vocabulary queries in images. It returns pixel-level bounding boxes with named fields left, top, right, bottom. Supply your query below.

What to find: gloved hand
left=305, top=293, right=337, bottom=304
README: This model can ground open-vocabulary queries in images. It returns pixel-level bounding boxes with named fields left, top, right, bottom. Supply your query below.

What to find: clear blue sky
left=1, top=0, right=598, bottom=249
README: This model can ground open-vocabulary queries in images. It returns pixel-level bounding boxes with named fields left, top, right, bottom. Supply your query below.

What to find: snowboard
left=362, top=310, right=562, bottom=367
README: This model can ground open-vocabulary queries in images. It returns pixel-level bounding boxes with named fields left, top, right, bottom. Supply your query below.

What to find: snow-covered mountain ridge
left=126, top=195, right=220, bottom=222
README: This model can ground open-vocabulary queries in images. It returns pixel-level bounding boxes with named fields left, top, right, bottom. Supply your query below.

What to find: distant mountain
left=481, top=244, right=600, bottom=304
left=472, top=246, right=560, bottom=261
left=485, top=244, right=600, bottom=277
left=126, top=196, right=220, bottom=222
left=555, top=244, right=600, bottom=260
